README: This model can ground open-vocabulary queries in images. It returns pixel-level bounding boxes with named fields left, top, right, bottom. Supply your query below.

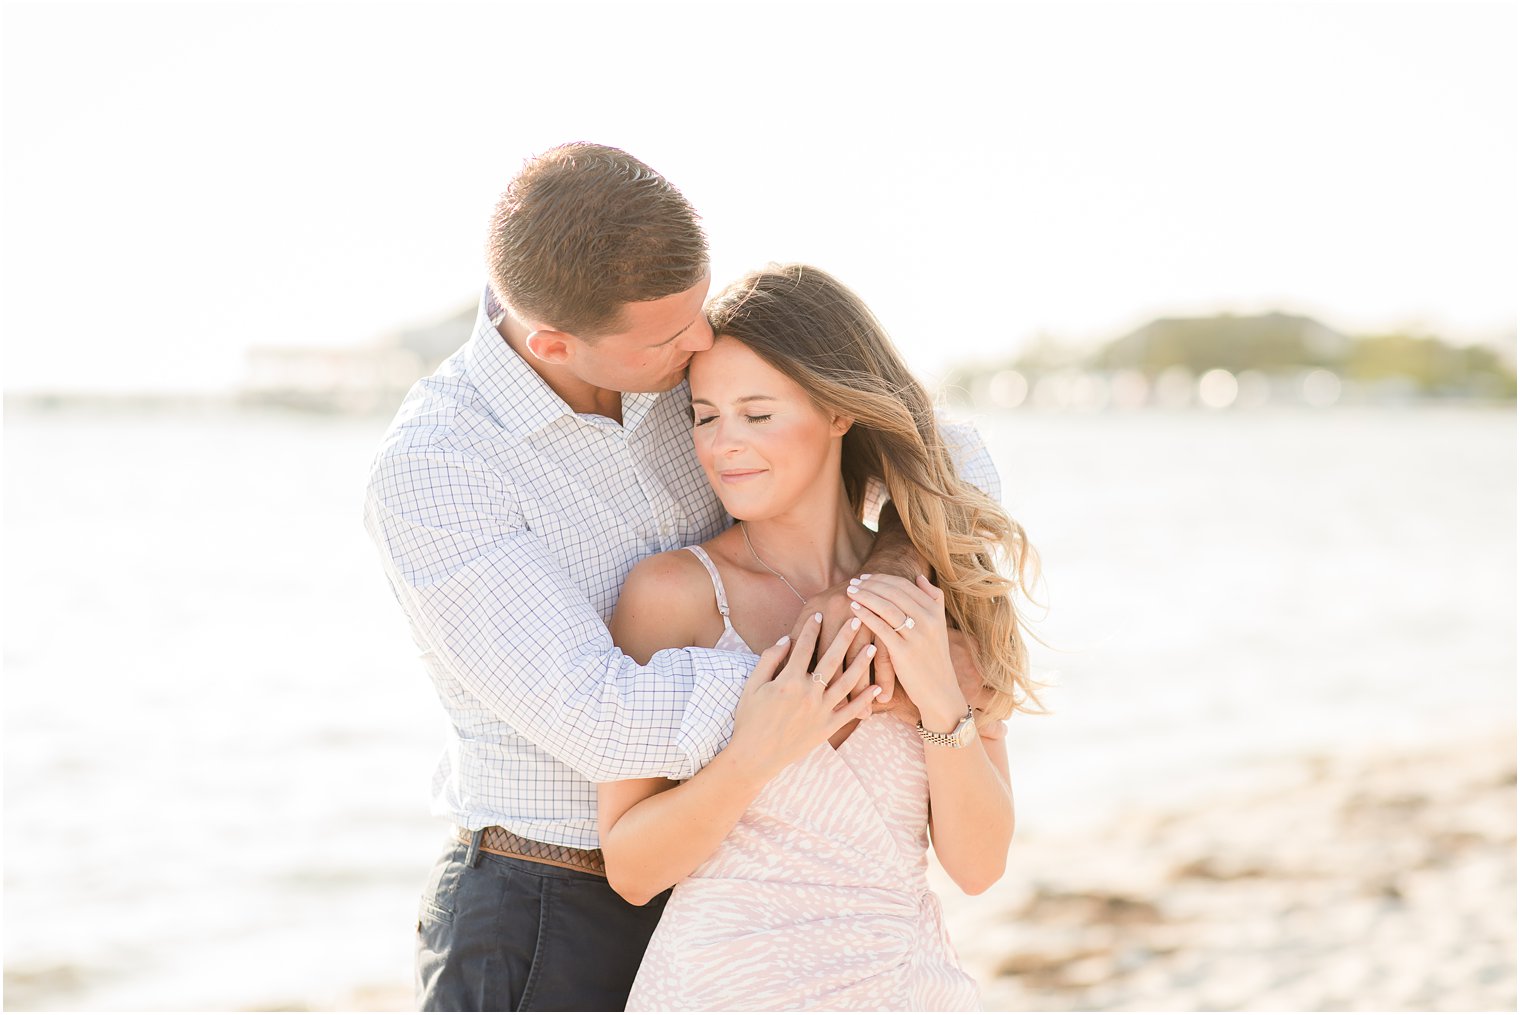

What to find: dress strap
left=684, top=545, right=734, bottom=626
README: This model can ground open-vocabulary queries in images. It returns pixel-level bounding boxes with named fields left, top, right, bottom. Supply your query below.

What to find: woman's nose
left=713, top=417, right=744, bottom=455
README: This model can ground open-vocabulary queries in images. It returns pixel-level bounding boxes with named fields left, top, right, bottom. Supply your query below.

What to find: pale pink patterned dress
left=625, top=546, right=981, bottom=1012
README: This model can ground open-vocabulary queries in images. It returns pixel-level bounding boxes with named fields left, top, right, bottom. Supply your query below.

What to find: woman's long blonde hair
left=705, top=264, right=1044, bottom=719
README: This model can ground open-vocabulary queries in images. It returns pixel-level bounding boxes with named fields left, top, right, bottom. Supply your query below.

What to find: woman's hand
left=790, top=579, right=886, bottom=701
left=848, top=575, right=1015, bottom=894
left=845, top=574, right=969, bottom=732
left=726, top=612, right=881, bottom=781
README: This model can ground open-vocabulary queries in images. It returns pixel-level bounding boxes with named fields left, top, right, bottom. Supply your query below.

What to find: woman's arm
left=920, top=715, right=1014, bottom=894
left=600, top=568, right=881, bottom=906
left=597, top=753, right=771, bottom=907
left=847, top=574, right=1016, bottom=895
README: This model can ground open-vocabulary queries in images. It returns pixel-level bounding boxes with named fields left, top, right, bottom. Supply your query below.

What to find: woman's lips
left=718, top=469, right=766, bottom=483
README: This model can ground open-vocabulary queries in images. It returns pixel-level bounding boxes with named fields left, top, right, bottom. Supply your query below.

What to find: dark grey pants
left=415, top=834, right=670, bottom=1012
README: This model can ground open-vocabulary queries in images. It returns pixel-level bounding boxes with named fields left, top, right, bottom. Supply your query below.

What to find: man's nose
left=679, top=318, right=715, bottom=353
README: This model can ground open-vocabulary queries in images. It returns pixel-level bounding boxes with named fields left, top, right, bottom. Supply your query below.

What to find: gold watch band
left=916, top=707, right=976, bottom=748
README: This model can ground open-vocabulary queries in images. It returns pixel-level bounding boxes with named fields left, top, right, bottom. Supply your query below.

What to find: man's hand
left=850, top=503, right=933, bottom=704
left=788, top=581, right=884, bottom=698
left=783, top=502, right=939, bottom=706
left=865, top=623, right=998, bottom=726
left=791, top=579, right=997, bottom=725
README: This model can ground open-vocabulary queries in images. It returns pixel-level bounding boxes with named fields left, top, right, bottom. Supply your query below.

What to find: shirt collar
left=467, top=286, right=666, bottom=439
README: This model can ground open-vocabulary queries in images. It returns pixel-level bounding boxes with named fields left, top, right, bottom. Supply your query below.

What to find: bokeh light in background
left=3, top=1, right=1514, bottom=1011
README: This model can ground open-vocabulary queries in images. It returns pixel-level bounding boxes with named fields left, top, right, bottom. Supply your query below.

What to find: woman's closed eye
left=692, top=413, right=773, bottom=427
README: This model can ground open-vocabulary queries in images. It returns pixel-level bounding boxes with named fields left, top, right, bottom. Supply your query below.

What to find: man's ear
left=830, top=414, right=855, bottom=437
left=524, top=329, right=574, bottom=365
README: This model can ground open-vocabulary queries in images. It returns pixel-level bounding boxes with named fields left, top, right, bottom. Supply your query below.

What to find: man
left=364, top=143, right=1000, bottom=1011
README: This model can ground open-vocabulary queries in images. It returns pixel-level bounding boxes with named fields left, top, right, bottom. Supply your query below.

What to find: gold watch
left=916, top=707, right=977, bottom=748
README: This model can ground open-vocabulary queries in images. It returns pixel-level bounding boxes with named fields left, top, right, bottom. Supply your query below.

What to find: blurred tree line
left=945, top=312, right=1516, bottom=400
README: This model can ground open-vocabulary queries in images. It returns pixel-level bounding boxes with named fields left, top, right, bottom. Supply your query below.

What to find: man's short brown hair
left=486, top=143, right=709, bottom=338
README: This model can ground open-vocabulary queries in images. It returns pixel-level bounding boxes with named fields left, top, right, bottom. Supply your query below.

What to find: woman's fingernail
left=813, top=612, right=823, bottom=623
left=870, top=686, right=882, bottom=697
left=849, top=618, right=861, bottom=631
left=850, top=602, right=861, bottom=611
left=776, top=634, right=790, bottom=645
left=846, top=586, right=859, bottom=596
left=860, top=573, right=872, bottom=579
left=865, top=644, right=877, bottom=657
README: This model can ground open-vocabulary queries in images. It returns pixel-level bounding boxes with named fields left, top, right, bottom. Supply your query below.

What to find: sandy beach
left=935, top=728, right=1517, bottom=1012
left=315, top=729, right=1516, bottom=1013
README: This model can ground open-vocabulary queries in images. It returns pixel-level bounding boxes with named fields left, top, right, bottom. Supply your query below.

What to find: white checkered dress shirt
left=364, top=286, right=1001, bottom=850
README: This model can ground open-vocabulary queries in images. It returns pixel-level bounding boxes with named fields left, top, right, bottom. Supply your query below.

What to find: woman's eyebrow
left=690, top=394, right=776, bottom=406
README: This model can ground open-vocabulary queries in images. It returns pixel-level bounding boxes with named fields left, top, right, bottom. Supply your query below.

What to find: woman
left=599, top=265, right=1041, bottom=1011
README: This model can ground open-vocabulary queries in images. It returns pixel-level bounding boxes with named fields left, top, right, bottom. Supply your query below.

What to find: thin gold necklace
left=740, top=522, right=807, bottom=603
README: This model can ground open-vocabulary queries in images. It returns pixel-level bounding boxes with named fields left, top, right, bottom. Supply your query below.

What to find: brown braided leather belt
left=456, top=826, right=606, bottom=877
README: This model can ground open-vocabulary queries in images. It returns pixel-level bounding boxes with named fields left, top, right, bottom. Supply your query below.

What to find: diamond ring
left=891, top=617, right=916, bottom=634
left=810, top=671, right=827, bottom=684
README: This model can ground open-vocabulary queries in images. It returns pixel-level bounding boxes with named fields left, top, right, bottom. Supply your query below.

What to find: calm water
left=4, top=404, right=1514, bottom=1011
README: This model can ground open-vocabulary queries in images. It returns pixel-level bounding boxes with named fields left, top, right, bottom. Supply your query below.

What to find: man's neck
left=494, top=313, right=624, bottom=423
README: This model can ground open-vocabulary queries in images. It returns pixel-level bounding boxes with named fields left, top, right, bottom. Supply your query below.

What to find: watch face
left=952, top=714, right=977, bottom=747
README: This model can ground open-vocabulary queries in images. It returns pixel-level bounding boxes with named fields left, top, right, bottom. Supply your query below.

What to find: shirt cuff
left=670, top=651, right=749, bottom=779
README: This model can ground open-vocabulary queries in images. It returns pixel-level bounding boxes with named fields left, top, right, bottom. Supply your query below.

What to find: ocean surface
left=3, top=403, right=1514, bottom=1011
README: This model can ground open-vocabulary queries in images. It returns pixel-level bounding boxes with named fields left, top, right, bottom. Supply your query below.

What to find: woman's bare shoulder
left=624, top=545, right=716, bottom=595
left=613, top=544, right=727, bottom=663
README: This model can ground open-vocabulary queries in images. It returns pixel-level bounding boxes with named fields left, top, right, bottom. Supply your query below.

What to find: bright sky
left=2, top=0, right=1515, bottom=393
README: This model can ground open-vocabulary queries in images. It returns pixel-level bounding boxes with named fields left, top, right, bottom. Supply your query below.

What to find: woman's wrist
left=716, top=737, right=785, bottom=792
left=916, top=690, right=972, bottom=733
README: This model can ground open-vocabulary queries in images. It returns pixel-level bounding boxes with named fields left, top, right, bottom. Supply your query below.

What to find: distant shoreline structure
left=8, top=384, right=1515, bottom=418
left=944, top=311, right=1515, bottom=411
left=7, top=309, right=1513, bottom=416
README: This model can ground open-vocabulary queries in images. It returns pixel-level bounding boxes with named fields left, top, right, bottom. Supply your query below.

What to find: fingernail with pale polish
left=870, top=686, right=882, bottom=697
left=860, top=573, right=873, bottom=579
left=813, top=612, right=823, bottom=623
left=850, top=602, right=861, bottom=610
left=865, top=644, right=877, bottom=657
left=849, top=618, right=861, bottom=631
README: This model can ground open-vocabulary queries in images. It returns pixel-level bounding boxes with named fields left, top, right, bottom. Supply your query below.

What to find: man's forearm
left=371, top=509, right=749, bottom=783
left=412, top=588, right=748, bottom=784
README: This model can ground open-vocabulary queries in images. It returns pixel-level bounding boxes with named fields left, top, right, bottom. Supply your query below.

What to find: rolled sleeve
left=364, top=443, right=748, bottom=784
left=939, top=417, right=1001, bottom=502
